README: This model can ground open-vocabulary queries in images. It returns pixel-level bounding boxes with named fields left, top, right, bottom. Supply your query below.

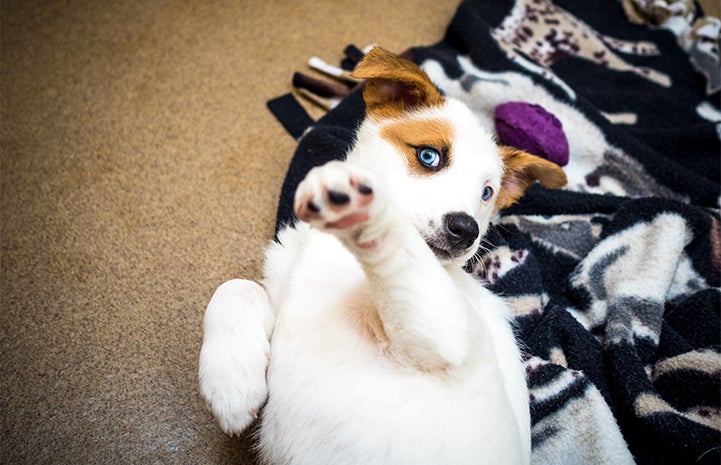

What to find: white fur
left=200, top=95, right=531, bottom=464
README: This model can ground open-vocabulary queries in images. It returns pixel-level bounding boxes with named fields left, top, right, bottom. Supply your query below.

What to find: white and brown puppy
left=199, top=47, right=566, bottom=465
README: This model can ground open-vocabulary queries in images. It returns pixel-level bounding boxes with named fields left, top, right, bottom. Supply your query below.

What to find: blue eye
left=416, top=146, right=441, bottom=170
left=482, top=186, right=494, bottom=201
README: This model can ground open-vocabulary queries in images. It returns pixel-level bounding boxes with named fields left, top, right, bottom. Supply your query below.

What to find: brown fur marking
left=380, top=118, right=455, bottom=176
left=350, top=47, right=445, bottom=120
left=347, top=295, right=388, bottom=346
left=496, top=146, right=568, bottom=210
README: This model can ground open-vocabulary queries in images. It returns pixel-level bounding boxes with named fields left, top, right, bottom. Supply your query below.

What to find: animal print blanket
left=267, top=1, right=721, bottom=464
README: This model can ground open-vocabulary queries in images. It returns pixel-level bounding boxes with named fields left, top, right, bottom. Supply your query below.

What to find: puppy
left=199, top=47, right=567, bottom=465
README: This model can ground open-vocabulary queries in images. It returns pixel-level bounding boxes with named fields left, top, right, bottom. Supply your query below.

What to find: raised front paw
left=294, top=161, right=383, bottom=247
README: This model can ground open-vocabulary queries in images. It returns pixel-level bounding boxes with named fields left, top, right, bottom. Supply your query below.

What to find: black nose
left=444, top=212, right=479, bottom=250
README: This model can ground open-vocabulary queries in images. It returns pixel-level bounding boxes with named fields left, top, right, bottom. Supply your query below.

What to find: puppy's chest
left=267, top=231, right=483, bottom=385
left=260, top=231, right=522, bottom=461
left=275, top=245, right=384, bottom=356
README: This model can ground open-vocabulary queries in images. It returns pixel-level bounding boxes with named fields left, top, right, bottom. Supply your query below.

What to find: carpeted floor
left=0, top=1, right=458, bottom=463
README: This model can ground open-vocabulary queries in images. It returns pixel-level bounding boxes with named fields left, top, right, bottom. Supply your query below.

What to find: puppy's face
left=350, top=101, right=503, bottom=265
left=348, top=48, right=567, bottom=266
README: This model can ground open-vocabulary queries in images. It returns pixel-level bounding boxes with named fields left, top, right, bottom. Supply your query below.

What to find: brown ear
left=496, top=146, right=568, bottom=211
left=350, top=47, right=444, bottom=119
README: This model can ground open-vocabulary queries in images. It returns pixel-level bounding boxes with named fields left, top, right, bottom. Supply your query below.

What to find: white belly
left=257, top=226, right=528, bottom=465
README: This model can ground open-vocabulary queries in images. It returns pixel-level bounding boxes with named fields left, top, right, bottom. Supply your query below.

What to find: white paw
left=199, top=345, right=268, bottom=436
left=199, top=280, right=273, bottom=436
left=294, top=161, right=384, bottom=247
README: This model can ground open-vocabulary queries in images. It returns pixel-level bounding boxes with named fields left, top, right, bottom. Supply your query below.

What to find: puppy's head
left=348, top=47, right=567, bottom=265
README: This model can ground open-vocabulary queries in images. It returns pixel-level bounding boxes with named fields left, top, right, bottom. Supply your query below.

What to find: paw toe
left=327, top=189, right=351, bottom=206
left=357, top=183, right=373, bottom=195
left=307, top=200, right=321, bottom=213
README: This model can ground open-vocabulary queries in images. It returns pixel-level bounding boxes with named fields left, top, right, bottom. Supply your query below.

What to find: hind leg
left=199, top=279, right=275, bottom=436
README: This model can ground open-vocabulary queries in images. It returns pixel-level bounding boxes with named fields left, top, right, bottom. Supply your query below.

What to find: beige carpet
left=0, top=0, right=458, bottom=463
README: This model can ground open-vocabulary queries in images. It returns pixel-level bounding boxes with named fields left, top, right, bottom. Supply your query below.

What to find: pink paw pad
left=295, top=175, right=375, bottom=231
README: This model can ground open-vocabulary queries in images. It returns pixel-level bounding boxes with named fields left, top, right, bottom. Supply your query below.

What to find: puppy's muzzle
left=444, top=212, right=479, bottom=250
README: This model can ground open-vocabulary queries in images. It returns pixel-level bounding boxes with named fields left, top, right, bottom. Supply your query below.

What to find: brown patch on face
left=496, top=146, right=568, bottom=210
left=379, top=118, right=454, bottom=176
left=350, top=47, right=444, bottom=120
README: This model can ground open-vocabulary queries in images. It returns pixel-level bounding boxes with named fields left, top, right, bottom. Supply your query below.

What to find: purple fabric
left=494, top=102, right=569, bottom=166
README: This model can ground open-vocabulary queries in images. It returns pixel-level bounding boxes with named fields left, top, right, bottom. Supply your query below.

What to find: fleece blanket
left=267, top=1, right=721, bottom=464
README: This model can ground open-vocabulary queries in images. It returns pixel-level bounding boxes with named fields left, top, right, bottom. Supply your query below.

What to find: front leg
left=199, top=279, right=275, bottom=435
left=294, top=160, right=385, bottom=249
left=295, top=161, right=486, bottom=371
